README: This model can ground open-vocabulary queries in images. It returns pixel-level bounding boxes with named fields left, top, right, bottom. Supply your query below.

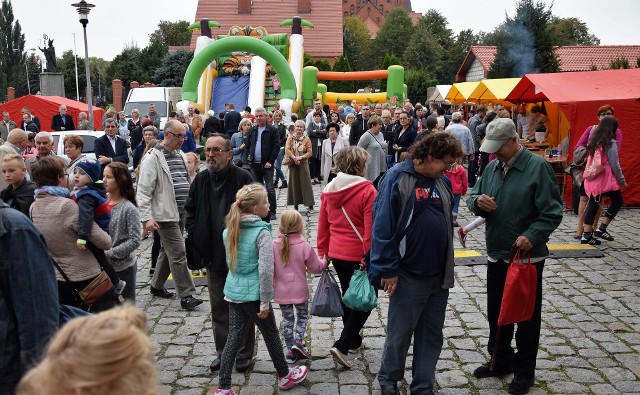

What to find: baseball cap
left=480, top=118, right=518, bottom=154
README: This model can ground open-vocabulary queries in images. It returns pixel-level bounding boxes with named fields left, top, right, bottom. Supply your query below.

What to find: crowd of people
left=0, top=96, right=628, bottom=395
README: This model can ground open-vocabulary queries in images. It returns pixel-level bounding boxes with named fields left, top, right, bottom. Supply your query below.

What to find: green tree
left=405, top=69, right=437, bottom=104
left=154, top=49, right=194, bottom=87
left=609, top=57, right=630, bottom=69
left=56, top=50, right=84, bottom=99
left=149, top=20, right=192, bottom=47
left=26, top=53, right=41, bottom=94
left=343, top=16, right=371, bottom=71
left=141, top=40, right=169, bottom=83
left=0, top=0, right=26, bottom=98
left=371, top=8, right=413, bottom=68
left=488, top=0, right=559, bottom=78
left=107, top=46, right=146, bottom=90
left=379, top=53, right=401, bottom=92
left=547, top=17, right=600, bottom=46
left=403, top=17, right=444, bottom=81
left=450, top=29, right=479, bottom=81
left=329, top=55, right=355, bottom=94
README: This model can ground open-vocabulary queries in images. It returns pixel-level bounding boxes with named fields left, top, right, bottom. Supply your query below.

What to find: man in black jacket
left=184, top=134, right=255, bottom=373
left=348, top=103, right=371, bottom=146
left=51, top=105, right=75, bottom=131
left=94, top=118, right=129, bottom=176
left=245, top=107, right=279, bottom=220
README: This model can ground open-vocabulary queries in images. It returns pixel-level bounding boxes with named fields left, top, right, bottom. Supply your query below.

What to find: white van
left=123, top=87, right=182, bottom=131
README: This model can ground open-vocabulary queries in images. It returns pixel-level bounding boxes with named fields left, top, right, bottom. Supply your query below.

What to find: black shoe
left=594, top=229, right=614, bottom=241
left=581, top=236, right=601, bottom=245
left=149, top=267, right=155, bottom=276
left=279, top=180, right=287, bottom=189
left=380, top=383, right=399, bottom=395
left=209, top=358, right=221, bottom=372
left=269, top=212, right=277, bottom=221
left=180, top=295, right=203, bottom=310
left=508, top=374, right=534, bottom=395
left=235, top=358, right=253, bottom=372
left=274, top=180, right=279, bottom=188
left=150, top=286, right=174, bottom=299
left=473, top=362, right=512, bottom=378
left=294, top=205, right=299, bottom=211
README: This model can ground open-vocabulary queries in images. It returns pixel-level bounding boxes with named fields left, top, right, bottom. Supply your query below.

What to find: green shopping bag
left=342, top=268, right=377, bottom=312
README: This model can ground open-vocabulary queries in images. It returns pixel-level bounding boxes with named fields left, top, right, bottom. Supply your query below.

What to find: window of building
left=357, top=0, right=361, bottom=8
left=367, top=7, right=370, bottom=16
left=344, top=11, right=348, bottom=17
left=350, top=4, right=354, bottom=13
left=379, top=4, right=383, bottom=12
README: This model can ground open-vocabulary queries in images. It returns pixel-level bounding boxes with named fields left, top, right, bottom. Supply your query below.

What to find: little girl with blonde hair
left=216, top=184, right=308, bottom=394
left=273, top=209, right=327, bottom=362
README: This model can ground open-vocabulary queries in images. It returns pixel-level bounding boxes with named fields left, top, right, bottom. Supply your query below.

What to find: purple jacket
left=576, top=125, right=623, bottom=148
left=273, top=234, right=327, bottom=304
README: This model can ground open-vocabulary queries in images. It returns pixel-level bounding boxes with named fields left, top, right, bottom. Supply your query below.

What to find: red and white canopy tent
left=506, top=69, right=640, bottom=205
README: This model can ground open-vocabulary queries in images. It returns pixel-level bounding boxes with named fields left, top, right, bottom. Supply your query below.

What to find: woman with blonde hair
left=18, top=306, right=157, bottom=395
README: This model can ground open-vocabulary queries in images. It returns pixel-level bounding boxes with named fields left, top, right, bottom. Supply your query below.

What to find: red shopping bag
left=497, top=248, right=537, bottom=326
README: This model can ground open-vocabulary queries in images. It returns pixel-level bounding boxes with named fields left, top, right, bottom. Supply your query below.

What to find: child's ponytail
left=225, top=183, right=268, bottom=273
left=278, top=209, right=304, bottom=267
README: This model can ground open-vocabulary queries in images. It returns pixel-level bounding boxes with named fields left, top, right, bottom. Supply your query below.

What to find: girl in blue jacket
left=215, top=184, right=308, bottom=395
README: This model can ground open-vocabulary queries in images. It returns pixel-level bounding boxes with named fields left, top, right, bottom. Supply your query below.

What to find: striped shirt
left=160, top=147, right=190, bottom=213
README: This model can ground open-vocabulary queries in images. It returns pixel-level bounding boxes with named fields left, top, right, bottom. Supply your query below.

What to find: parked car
left=51, top=130, right=106, bottom=162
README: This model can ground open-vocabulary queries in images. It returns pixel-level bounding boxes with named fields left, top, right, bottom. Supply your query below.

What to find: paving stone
left=564, top=367, right=604, bottom=383
left=436, top=370, right=468, bottom=387
left=310, top=383, right=339, bottom=395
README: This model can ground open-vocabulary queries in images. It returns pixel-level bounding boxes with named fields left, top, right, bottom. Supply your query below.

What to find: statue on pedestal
left=39, top=36, right=57, bottom=73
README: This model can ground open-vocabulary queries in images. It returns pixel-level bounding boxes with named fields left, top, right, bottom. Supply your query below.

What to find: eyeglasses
left=167, top=131, right=186, bottom=140
left=399, top=117, right=409, bottom=121
left=206, top=147, right=230, bottom=154
left=599, top=112, right=613, bottom=117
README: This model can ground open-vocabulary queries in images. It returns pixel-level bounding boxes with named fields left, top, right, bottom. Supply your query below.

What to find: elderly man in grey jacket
left=137, top=120, right=203, bottom=310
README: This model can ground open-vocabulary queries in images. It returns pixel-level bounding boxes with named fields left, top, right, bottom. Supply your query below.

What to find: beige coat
left=30, top=195, right=112, bottom=282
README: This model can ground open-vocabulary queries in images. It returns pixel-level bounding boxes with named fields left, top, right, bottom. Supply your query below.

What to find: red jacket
left=317, top=173, right=377, bottom=262
left=445, top=164, right=468, bottom=195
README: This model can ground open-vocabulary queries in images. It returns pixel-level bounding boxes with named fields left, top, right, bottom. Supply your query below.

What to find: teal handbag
left=342, top=267, right=377, bottom=312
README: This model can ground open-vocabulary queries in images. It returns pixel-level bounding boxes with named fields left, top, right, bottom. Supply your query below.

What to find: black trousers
left=487, top=259, right=544, bottom=379
left=468, top=151, right=480, bottom=186
left=584, top=190, right=624, bottom=226
left=332, top=258, right=373, bottom=354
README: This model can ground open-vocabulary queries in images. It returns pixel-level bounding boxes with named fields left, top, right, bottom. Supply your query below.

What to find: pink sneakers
left=214, top=389, right=237, bottom=395
left=277, top=365, right=309, bottom=390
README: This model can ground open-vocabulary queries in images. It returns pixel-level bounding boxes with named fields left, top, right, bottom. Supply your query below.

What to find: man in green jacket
left=467, top=118, right=562, bottom=395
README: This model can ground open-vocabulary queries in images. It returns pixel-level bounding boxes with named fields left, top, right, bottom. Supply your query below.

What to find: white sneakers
left=278, top=365, right=309, bottom=390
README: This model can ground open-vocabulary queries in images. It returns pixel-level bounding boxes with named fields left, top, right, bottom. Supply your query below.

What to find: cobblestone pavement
left=135, top=178, right=640, bottom=395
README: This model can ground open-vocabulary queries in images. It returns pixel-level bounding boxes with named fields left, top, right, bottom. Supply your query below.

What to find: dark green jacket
left=467, top=148, right=563, bottom=260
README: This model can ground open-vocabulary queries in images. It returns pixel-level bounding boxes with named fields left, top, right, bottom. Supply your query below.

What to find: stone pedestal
left=39, top=73, right=65, bottom=97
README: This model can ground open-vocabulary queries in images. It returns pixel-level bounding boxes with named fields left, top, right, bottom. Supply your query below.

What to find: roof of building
left=457, top=45, right=640, bottom=81
left=191, top=0, right=344, bottom=59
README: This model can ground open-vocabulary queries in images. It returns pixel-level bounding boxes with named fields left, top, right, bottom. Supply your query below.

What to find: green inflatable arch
left=182, top=36, right=297, bottom=103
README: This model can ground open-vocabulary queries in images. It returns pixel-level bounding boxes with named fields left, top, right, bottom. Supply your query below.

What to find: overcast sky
left=12, top=0, right=640, bottom=61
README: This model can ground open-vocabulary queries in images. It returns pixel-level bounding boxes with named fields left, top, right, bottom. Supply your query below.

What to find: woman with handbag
left=285, top=120, right=315, bottom=211
left=29, top=156, right=113, bottom=308
left=317, top=146, right=377, bottom=369
left=580, top=116, right=627, bottom=245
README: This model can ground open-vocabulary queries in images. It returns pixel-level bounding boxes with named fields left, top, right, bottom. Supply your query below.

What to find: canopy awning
left=468, top=78, right=521, bottom=104
left=505, top=69, right=640, bottom=103
left=428, top=85, right=452, bottom=102
left=446, top=81, right=480, bottom=104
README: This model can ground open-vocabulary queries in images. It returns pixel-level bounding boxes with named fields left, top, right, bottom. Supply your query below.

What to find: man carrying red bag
left=467, top=118, right=563, bottom=395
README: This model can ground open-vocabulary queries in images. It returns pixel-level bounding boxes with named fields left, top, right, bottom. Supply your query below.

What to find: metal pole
left=82, top=24, right=94, bottom=129
left=24, top=58, right=30, bottom=94
left=73, top=33, right=80, bottom=101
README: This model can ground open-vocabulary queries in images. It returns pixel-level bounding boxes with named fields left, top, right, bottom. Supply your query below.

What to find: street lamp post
left=71, top=0, right=95, bottom=129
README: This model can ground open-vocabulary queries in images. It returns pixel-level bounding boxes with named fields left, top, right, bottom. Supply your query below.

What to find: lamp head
left=71, top=0, right=95, bottom=26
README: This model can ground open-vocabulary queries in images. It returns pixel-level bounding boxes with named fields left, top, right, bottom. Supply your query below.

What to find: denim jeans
left=116, top=261, right=137, bottom=303
left=378, top=268, right=449, bottom=394
left=275, top=147, right=286, bottom=182
left=250, top=164, right=276, bottom=215
left=452, top=194, right=461, bottom=222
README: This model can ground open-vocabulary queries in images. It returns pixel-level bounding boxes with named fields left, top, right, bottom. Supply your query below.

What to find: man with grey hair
left=94, top=118, right=129, bottom=176
left=137, top=120, right=203, bottom=310
left=20, top=107, right=40, bottom=131
left=185, top=133, right=256, bottom=373
left=0, top=112, right=17, bottom=142
left=246, top=107, right=280, bottom=220
left=51, top=105, right=75, bottom=131
left=0, top=129, right=28, bottom=189
left=445, top=112, right=475, bottom=160
left=26, top=132, right=64, bottom=177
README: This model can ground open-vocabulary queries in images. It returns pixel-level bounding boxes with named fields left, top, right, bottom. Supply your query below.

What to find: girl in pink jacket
left=273, top=209, right=327, bottom=363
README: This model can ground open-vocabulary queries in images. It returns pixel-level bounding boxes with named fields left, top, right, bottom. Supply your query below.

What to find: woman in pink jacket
left=317, top=146, right=377, bottom=369
left=273, top=209, right=327, bottom=363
